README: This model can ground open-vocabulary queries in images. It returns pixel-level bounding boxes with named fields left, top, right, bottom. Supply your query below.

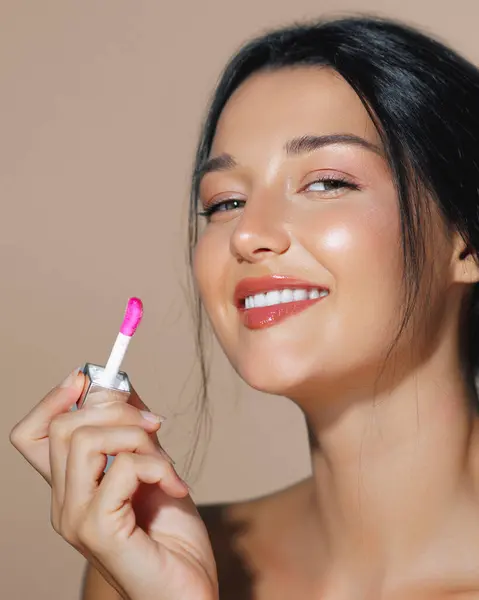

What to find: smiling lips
left=234, top=275, right=329, bottom=330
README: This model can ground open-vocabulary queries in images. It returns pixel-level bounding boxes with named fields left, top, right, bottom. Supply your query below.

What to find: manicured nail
left=140, top=411, right=166, bottom=424
left=59, top=367, right=81, bottom=388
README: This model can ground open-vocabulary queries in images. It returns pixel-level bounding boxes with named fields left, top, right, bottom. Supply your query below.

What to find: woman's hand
left=9, top=368, right=218, bottom=600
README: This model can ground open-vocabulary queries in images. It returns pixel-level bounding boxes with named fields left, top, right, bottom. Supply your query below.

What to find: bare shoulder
left=198, top=477, right=313, bottom=600
left=196, top=502, right=254, bottom=600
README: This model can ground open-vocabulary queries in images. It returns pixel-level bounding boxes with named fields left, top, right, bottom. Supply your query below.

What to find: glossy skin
left=194, top=67, right=479, bottom=597
left=11, top=66, right=479, bottom=599
left=195, top=68, right=448, bottom=399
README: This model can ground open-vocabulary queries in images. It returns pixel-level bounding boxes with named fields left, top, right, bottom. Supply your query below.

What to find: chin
left=235, top=355, right=314, bottom=397
left=233, top=348, right=371, bottom=401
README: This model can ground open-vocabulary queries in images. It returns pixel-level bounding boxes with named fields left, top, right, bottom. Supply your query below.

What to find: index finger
left=10, top=369, right=85, bottom=446
left=127, top=385, right=174, bottom=463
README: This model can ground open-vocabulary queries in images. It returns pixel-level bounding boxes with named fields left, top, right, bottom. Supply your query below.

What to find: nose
left=229, top=193, right=291, bottom=263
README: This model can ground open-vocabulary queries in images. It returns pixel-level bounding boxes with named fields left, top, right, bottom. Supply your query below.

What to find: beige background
left=2, top=1, right=479, bottom=597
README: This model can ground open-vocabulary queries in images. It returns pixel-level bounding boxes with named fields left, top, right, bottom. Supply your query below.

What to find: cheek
left=192, top=229, right=230, bottom=313
left=300, top=202, right=403, bottom=351
left=310, top=203, right=402, bottom=286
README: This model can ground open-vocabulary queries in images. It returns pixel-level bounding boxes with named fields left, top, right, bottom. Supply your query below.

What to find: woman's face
left=193, top=67, right=450, bottom=399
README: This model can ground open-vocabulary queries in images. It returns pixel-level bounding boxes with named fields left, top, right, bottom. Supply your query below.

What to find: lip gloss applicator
left=77, top=297, right=144, bottom=408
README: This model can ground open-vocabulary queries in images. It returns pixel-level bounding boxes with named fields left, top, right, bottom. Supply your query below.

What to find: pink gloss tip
left=120, top=297, right=143, bottom=337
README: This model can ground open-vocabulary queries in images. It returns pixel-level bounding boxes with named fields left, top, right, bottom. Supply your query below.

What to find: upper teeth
left=244, top=288, right=328, bottom=309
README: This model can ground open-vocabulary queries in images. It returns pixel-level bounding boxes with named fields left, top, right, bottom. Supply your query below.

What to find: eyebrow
left=194, top=134, right=383, bottom=184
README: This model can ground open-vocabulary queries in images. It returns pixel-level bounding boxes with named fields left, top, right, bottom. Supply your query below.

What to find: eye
left=197, top=176, right=361, bottom=222
left=197, top=198, right=245, bottom=220
left=303, top=176, right=360, bottom=194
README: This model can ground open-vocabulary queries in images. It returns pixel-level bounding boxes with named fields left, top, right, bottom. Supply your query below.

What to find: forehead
left=211, top=67, right=381, bottom=154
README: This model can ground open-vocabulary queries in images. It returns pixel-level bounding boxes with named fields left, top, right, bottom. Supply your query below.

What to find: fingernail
left=59, top=367, right=81, bottom=388
left=140, top=411, right=166, bottom=424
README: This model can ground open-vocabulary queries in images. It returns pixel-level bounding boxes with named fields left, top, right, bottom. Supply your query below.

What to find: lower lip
left=238, top=297, right=326, bottom=330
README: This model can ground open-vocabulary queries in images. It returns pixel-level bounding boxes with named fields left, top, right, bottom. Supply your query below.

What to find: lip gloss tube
left=77, top=363, right=131, bottom=408
left=74, top=297, right=143, bottom=470
left=77, top=296, right=142, bottom=408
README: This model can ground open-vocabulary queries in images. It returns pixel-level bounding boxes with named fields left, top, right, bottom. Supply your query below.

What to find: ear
left=451, top=233, right=479, bottom=284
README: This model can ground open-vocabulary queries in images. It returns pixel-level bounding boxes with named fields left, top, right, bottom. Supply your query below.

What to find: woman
left=10, top=13, right=479, bottom=600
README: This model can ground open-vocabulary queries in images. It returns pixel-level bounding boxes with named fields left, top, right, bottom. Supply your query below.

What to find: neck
left=298, top=339, right=479, bottom=583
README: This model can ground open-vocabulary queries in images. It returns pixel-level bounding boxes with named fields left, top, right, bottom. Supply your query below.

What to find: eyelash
left=197, top=176, right=360, bottom=220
